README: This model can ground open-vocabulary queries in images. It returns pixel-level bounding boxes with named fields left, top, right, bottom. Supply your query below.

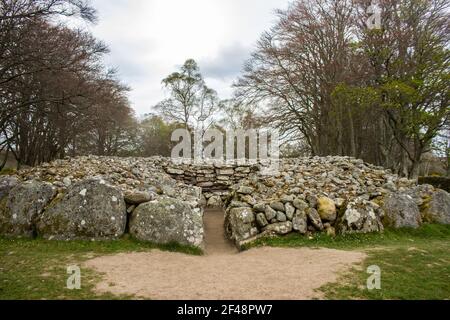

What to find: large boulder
left=224, top=207, right=258, bottom=245
left=337, top=197, right=384, bottom=234
left=0, top=180, right=56, bottom=238
left=382, top=194, right=422, bottom=228
left=129, top=197, right=204, bottom=248
left=37, top=179, right=126, bottom=240
left=421, top=189, right=450, bottom=224
left=404, top=184, right=436, bottom=207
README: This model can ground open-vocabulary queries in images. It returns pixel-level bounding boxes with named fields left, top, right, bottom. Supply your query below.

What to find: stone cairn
left=0, top=155, right=449, bottom=250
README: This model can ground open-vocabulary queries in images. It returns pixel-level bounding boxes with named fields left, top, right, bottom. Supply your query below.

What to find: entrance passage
left=203, top=208, right=237, bottom=255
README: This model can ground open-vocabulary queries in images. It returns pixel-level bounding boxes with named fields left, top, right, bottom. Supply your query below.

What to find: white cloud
left=89, top=0, right=291, bottom=115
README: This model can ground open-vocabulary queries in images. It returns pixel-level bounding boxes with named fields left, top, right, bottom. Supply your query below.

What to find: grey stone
left=229, top=200, right=251, bottom=208
left=293, top=199, right=309, bottom=211
left=263, top=222, right=293, bottom=235
left=124, top=190, right=154, bottom=205
left=63, top=177, right=72, bottom=187
left=306, top=195, right=318, bottom=208
left=207, top=195, right=223, bottom=208
left=292, top=210, right=307, bottom=234
left=422, top=189, right=450, bottom=225
left=337, top=197, right=384, bottom=234
left=225, top=207, right=257, bottom=243
left=166, top=167, right=184, bottom=175
left=270, top=201, right=285, bottom=212
left=334, top=198, right=346, bottom=208
left=130, top=197, right=204, bottom=248
left=237, top=186, right=254, bottom=195
left=265, top=205, right=277, bottom=221
left=0, top=180, right=56, bottom=238
left=281, top=195, right=294, bottom=203
left=382, top=194, right=421, bottom=228
left=256, top=213, right=269, bottom=228
left=253, top=203, right=266, bottom=213
left=240, top=195, right=257, bottom=206
left=277, top=211, right=287, bottom=222
left=37, top=179, right=126, bottom=240
left=306, top=208, right=323, bottom=231
left=285, top=202, right=295, bottom=220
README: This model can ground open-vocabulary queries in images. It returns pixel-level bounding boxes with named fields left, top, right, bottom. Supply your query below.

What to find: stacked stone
left=165, top=163, right=255, bottom=191
left=1, top=155, right=450, bottom=250
left=0, top=156, right=205, bottom=248
left=223, top=156, right=450, bottom=248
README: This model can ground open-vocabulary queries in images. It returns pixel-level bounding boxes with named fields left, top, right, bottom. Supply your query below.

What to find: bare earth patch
left=84, top=210, right=366, bottom=300
left=84, top=247, right=365, bottom=300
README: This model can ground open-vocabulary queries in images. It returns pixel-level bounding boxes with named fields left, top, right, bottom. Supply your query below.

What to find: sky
left=85, top=0, right=291, bottom=116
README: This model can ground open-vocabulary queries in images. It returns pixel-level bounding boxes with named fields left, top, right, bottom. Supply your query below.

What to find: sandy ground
left=84, top=210, right=366, bottom=300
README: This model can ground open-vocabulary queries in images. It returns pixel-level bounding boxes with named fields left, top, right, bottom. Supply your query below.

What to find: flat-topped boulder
left=37, top=179, right=127, bottom=240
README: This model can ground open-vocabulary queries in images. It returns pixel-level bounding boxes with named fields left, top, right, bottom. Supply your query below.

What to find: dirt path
left=203, top=209, right=237, bottom=255
left=84, top=209, right=366, bottom=300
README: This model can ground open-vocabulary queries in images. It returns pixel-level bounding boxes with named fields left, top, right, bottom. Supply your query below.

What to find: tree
left=235, top=0, right=449, bottom=178
left=156, top=59, right=220, bottom=133
left=0, top=0, right=136, bottom=167
left=137, top=115, right=182, bottom=157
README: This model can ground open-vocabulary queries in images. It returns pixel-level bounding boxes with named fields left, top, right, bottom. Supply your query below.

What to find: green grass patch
left=321, top=243, right=450, bottom=300
left=0, top=236, right=202, bottom=300
left=244, top=224, right=450, bottom=300
left=243, top=224, right=450, bottom=250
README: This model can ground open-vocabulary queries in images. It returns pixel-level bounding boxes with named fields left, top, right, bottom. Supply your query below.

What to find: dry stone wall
left=1, top=155, right=450, bottom=250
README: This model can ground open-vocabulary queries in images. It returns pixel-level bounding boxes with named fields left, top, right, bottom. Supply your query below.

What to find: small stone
left=63, top=177, right=72, bottom=187
left=270, top=201, right=285, bottom=212
left=217, top=168, right=234, bottom=176
left=263, top=222, right=293, bottom=235
left=124, top=190, right=153, bottom=205
left=166, top=168, right=184, bottom=175
left=237, top=186, right=254, bottom=195
left=292, top=210, right=307, bottom=234
left=281, top=195, right=294, bottom=203
left=326, top=226, right=336, bottom=237
left=277, top=211, right=287, bottom=222
left=256, top=213, right=269, bottom=228
left=265, top=205, right=277, bottom=221
left=293, top=199, right=308, bottom=211
left=306, top=195, right=318, bottom=208
left=253, top=203, right=266, bottom=213
left=240, top=195, right=257, bottom=206
left=334, top=198, right=346, bottom=208
left=207, top=196, right=223, bottom=208
left=229, top=200, right=251, bottom=208
left=285, top=203, right=295, bottom=220
left=306, top=208, right=323, bottom=231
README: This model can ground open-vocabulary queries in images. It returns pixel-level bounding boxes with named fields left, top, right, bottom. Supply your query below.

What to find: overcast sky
left=86, top=0, right=291, bottom=115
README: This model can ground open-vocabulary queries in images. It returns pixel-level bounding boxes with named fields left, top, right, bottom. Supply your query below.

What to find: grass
left=1, top=225, right=449, bottom=300
left=0, top=236, right=202, bottom=300
left=244, top=224, right=450, bottom=300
